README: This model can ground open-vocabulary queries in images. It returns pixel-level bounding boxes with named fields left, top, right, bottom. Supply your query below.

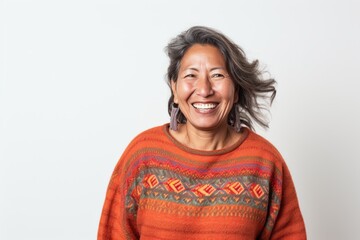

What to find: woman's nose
left=196, top=75, right=214, bottom=97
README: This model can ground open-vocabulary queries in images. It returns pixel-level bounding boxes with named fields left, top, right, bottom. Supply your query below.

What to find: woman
left=98, top=26, right=306, bottom=240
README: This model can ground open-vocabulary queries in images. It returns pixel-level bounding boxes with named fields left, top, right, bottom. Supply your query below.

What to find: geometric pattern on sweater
left=125, top=153, right=281, bottom=229
left=130, top=169, right=272, bottom=210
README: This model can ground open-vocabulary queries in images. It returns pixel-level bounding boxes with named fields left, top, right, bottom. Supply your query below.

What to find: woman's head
left=165, top=26, right=276, bottom=130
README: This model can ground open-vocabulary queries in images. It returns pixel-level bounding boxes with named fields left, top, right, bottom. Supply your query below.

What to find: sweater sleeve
left=97, top=149, right=140, bottom=240
left=264, top=161, right=307, bottom=240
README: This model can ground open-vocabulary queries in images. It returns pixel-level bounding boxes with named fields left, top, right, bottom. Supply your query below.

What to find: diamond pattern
left=250, top=183, right=264, bottom=198
left=143, top=174, right=159, bottom=188
left=224, top=182, right=244, bottom=195
left=165, top=178, right=185, bottom=193
left=192, top=184, right=216, bottom=197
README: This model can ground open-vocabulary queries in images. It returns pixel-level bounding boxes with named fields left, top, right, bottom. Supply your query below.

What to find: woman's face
left=172, top=44, right=237, bottom=132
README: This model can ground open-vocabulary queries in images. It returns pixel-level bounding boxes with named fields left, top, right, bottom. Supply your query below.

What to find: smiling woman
left=98, top=26, right=306, bottom=240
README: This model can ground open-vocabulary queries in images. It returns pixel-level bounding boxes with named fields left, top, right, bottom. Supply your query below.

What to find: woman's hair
left=165, top=26, right=276, bottom=130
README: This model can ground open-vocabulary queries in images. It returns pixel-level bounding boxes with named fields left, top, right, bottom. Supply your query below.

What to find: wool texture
left=98, top=124, right=306, bottom=240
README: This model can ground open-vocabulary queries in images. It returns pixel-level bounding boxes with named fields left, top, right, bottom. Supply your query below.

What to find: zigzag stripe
left=138, top=198, right=268, bottom=222
left=124, top=148, right=280, bottom=174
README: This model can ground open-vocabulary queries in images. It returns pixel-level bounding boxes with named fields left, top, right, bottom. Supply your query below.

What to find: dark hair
left=165, top=26, right=276, bottom=130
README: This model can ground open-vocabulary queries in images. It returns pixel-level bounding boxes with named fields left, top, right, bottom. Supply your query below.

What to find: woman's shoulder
left=109, top=124, right=170, bottom=182
left=131, top=123, right=168, bottom=142
left=241, top=128, right=284, bottom=164
left=123, top=124, right=170, bottom=152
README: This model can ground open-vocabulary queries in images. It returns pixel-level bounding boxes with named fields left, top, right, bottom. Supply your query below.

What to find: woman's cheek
left=179, top=81, right=195, bottom=97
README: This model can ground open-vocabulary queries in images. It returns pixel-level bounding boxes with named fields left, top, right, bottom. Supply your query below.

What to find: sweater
left=98, top=124, right=306, bottom=240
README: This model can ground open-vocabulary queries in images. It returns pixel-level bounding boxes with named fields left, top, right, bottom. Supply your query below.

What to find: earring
left=170, top=103, right=179, bottom=131
left=234, top=104, right=242, bottom=132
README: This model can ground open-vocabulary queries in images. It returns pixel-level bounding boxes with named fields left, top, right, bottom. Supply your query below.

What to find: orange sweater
left=98, top=124, right=306, bottom=240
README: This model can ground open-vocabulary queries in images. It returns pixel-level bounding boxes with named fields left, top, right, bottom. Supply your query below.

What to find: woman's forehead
left=179, top=44, right=226, bottom=70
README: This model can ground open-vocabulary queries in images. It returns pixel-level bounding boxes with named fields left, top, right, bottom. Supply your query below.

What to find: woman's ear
left=171, top=80, right=178, bottom=103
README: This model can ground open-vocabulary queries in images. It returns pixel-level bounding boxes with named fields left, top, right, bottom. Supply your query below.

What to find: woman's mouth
left=192, top=103, right=218, bottom=112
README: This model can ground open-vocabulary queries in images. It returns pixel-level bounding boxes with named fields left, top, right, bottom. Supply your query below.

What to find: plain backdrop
left=1, top=0, right=360, bottom=239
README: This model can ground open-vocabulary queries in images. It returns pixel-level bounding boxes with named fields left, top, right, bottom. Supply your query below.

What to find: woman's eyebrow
left=182, top=67, right=225, bottom=71
left=210, top=67, right=226, bottom=71
left=182, top=67, right=199, bottom=72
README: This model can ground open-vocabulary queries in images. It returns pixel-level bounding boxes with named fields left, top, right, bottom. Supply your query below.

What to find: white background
left=1, top=0, right=360, bottom=239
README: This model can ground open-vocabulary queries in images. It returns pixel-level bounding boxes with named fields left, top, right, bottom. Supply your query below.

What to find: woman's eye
left=211, top=73, right=224, bottom=79
left=184, top=74, right=196, bottom=78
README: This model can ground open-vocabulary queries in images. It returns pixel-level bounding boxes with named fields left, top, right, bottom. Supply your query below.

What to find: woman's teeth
left=192, top=103, right=217, bottom=109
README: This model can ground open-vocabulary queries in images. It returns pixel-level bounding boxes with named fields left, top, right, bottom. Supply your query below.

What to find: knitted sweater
left=98, top=124, right=306, bottom=240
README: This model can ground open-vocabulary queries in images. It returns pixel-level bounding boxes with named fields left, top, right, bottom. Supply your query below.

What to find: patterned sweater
left=98, top=124, right=306, bottom=240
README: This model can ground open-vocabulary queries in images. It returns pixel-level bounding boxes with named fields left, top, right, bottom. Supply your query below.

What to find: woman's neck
left=172, top=123, right=240, bottom=151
